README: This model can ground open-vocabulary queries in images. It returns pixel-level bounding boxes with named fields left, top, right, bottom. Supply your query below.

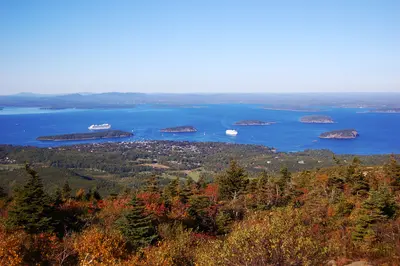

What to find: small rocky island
left=300, top=115, right=334, bottom=124
left=319, top=129, right=359, bottom=139
left=37, top=130, right=133, bottom=141
left=160, top=126, right=197, bottom=133
left=234, top=120, right=275, bottom=126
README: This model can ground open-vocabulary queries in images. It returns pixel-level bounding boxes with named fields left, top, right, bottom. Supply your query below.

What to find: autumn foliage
left=1, top=158, right=400, bottom=265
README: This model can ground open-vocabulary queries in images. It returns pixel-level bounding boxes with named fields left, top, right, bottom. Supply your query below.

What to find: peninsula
left=234, top=120, right=275, bottom=126
left=37, top=130, right=133, bottom=141
left=160, top=126, right=197, bottom=133
left=319, top=129, right=359, bottom=139
left=369, top=108, right=400, bottom=113
left=300, top=115, right=334, bottom=124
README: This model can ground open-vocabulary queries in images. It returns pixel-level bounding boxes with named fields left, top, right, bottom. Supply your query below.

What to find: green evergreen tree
left=196, top=175, right=207, bottom=190
left=280, top=167, right=291, bottom=182
left=385, top=155, right=400, bottom=191
left=345, top=158, right=370, bottom=196
left=53, top=187, right=63, bottom=207
left=188, top=195, right=214, bottom=232
left=164, top=177, right=179, bottom=198
left=217, top=160, right=248, bottom=200
left=0, top=184, right=7, bottom=199
left=118, top=195, right=158, bottom=250
left=256, top=171, right=273, bottom=209
left=179, top=177, right=194, bottom=204
left=145, top=175, right=160, bottom=193
left=7, top=164, right=54, bottom=234
left=277, top=167, right=291, bottom=192
left=62, top=180, right=72, bottom=200
left=349, top=171, right=370, bottom=196
left=91, top=187, right=102, bottom=201
left=352, top=187, right=397, bottom=242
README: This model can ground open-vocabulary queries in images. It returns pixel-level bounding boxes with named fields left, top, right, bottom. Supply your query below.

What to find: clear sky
left=0, top=0, right=399, bottom=95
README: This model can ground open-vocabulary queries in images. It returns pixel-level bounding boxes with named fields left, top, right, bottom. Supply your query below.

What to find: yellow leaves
left=0, top=226, right=26, bottom=266
left=73, top=227, right=127, bottom=265
left=194, top=208, right=330, bottom=266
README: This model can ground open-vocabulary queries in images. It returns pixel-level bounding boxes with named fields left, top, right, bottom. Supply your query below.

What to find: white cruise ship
left=88, top=123, right=111, bottom=130
left=226, top=129, right=238, bottom=136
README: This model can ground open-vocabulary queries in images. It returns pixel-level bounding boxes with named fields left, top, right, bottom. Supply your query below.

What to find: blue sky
left=0, top=0, right=399, bottom=94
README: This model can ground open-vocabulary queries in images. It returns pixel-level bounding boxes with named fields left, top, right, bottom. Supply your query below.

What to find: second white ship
left=225, top=129, right=238, bottom=136
left=88, top=123, right=111, bottom=130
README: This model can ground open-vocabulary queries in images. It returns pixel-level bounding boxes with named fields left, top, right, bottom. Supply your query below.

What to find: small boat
left=226, top=129, right=238, bottom=136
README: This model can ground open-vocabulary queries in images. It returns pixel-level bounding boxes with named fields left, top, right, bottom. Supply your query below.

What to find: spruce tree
left=0, top=184, right=7, bottom=199
left=164, top=177, right=179, bottom=198
left=179, top=177, right=194, bottom=204
left=7, top=164, right=54, bottom=234
left=53, top=187, right=63, bottom=207
left=145, top=175, right=160, bottom=193
left=256, top=171, right=273, bottom=209
left=385, top=155, right=400, bottom=191
left=118, top=195, right=158, bottom=250
left=352, top=187, right=397, bottom=242
left=62, top=180, right=72, bottom=200
left=217, top=160, right=248, bottom=200
left=196, top=175, right=207, bottom=190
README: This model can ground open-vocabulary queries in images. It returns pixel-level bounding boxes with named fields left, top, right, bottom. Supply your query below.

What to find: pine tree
left=280, top=167, right=291, bottom=182
left=196, top=175, right=207, bottom=190
left=118, top=195, right=158, bottom=250
left=385, top=155, right=400, bottom=191
left=7, top=164, right=54, bottom=234
left=217, top=160, right=248, bottom=200
left=164, top=177, right=179, bottom=198
left=62, top=180, right=72, bottom=200
left=256, top=171, right=273, bottom=210
left=179, top=177, right=194, bottom=204
left=53, top=187, right=63, bottom=207
left=277, top=167, right=291, bottom=192
left=352, top=187, right=397, bottom=243
left=145, top=175, right=160, bottom=193
left=0, top=184, right=7, bottom=199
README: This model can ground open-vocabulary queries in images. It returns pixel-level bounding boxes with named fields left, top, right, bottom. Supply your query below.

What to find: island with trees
left=37, top=130, right=133, bottom=141
left=234, top=120, right=276, bottom=126
left=160, top=126, right=197, bottom=133
left=300, top=115, right=334, bottom=124
left=319, top=129, right=359, bottom=139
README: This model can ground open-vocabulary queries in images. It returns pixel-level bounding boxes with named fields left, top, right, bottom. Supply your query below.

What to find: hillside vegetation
left=1, top=154, right=400, bottom=265
left=0, top=142, right=397, bottom=195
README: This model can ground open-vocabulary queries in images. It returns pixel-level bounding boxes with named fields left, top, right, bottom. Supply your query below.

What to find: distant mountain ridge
left=1, top=92, right=400, bottom=109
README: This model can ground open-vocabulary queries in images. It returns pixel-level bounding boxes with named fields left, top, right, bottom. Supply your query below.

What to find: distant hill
left=1, top=92, right=400, bottom=109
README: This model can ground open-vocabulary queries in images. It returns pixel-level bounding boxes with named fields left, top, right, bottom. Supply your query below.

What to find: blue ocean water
left=0, top=104, right=399, bottom=155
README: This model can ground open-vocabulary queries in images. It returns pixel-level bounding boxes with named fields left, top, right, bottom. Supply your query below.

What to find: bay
left=0, top=104, right=399, bottom=155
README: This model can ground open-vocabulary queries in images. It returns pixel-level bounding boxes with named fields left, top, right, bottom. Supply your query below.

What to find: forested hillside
left=0, top=142, right=397, bottom=196
left=1, top=156, right=400, bottom=265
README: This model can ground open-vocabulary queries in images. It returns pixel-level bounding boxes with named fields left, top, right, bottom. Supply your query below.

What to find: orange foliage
left=0, top=226, right=26, bottom=266
left=169, top=198, right=189, bottom=219
left=327, top=205, right=335, bottom=217
left=316, top=174, right=329, bottom=184
left=204, top=184, right=219, bottom=202
left=137, top=192, right=168, bottom=217
left=73, top=227, right=127, bottom=265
